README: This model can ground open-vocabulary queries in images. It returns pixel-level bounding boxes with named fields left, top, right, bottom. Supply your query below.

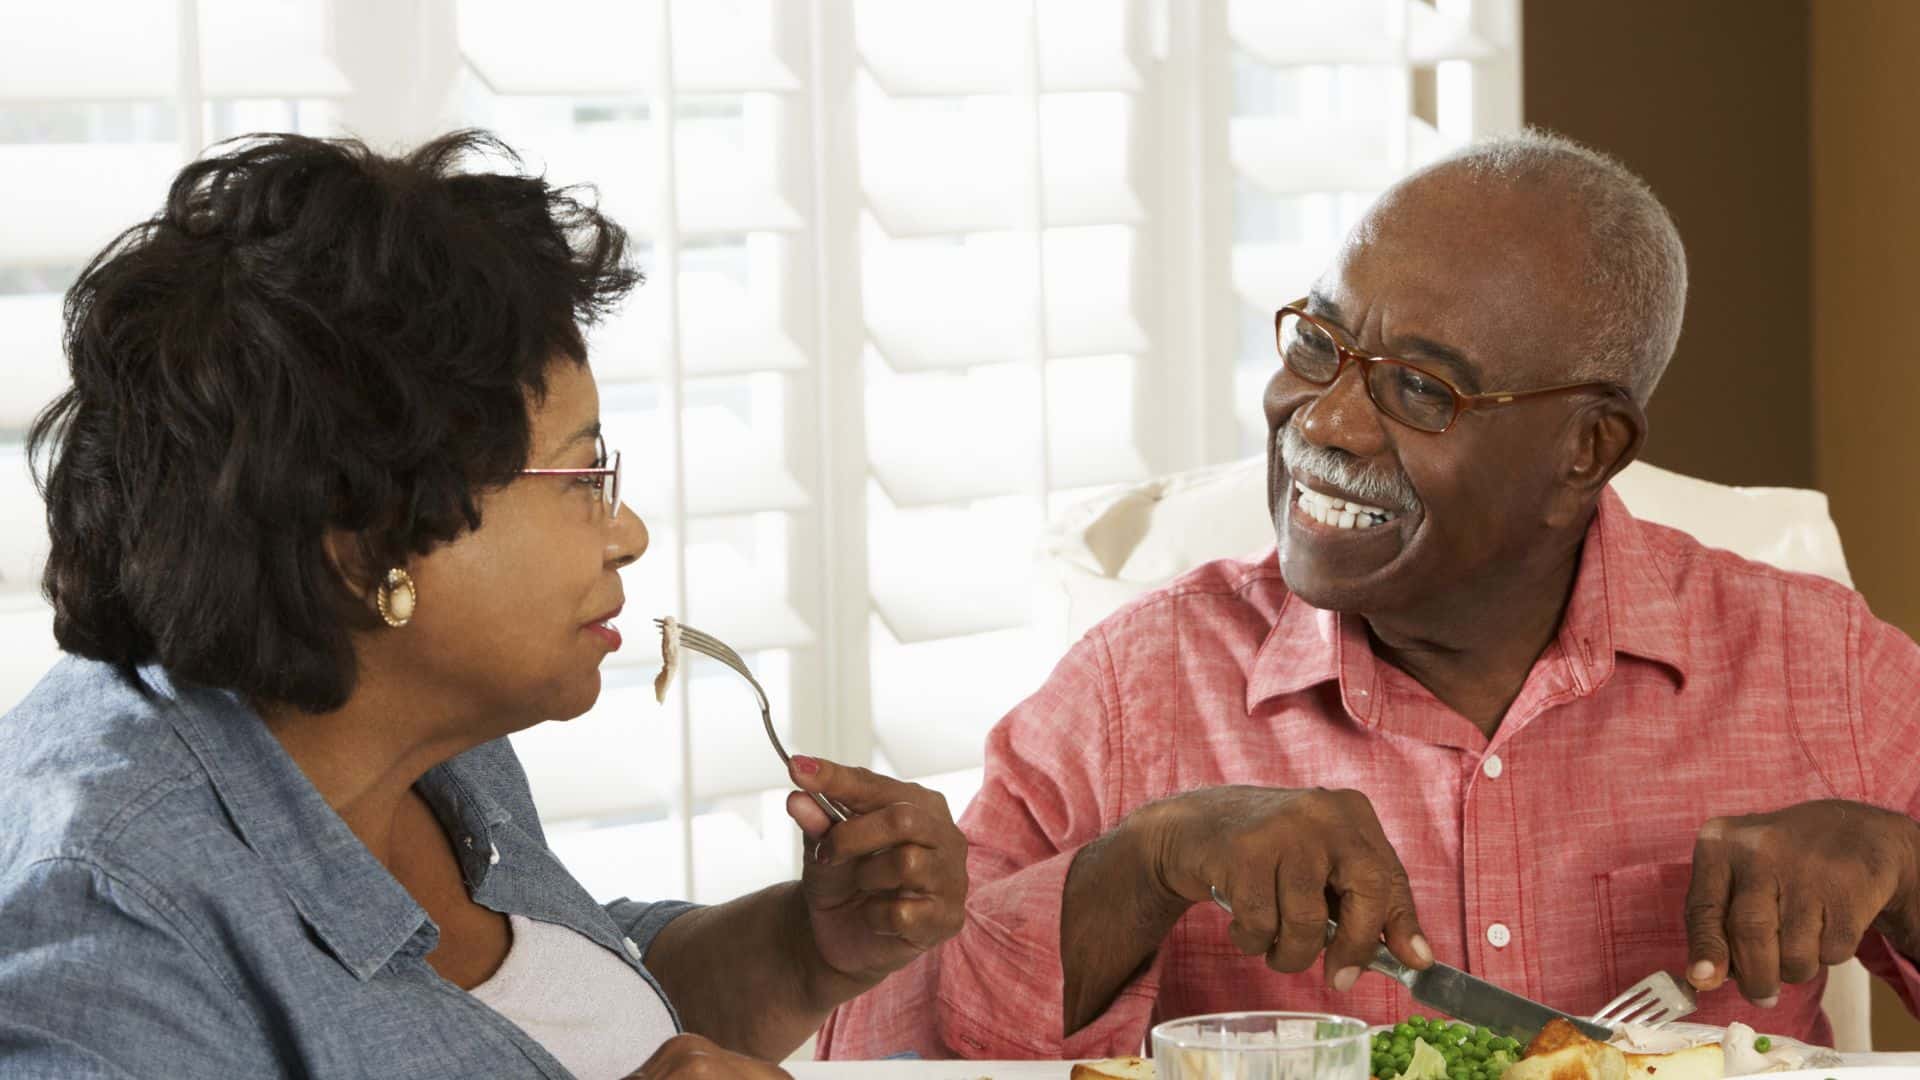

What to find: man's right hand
left=1131, top=785, right=1433, bottom=989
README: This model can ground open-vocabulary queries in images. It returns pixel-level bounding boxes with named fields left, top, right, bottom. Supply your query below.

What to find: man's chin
left=1273, top=509, right=1413, bottom=611
left=1276, top=556, right=1385, bottom=613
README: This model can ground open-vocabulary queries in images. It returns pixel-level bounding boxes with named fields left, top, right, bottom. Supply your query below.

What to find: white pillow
left=1038, top=457, right=1854, bottom=643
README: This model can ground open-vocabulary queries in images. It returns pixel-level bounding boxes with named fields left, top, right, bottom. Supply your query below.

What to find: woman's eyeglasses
left=518, top=434, right=622, bottom=518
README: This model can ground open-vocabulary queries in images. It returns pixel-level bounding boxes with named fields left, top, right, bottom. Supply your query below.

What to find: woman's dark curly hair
left=27, top=129, right=640, bottom=712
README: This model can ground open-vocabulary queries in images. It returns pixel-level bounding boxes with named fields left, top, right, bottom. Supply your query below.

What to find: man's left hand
left=1686, top=798, right=1920, bottom=1004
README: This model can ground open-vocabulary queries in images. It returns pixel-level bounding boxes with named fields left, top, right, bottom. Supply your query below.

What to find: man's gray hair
left=1419, top=128, right=1688, bottom=405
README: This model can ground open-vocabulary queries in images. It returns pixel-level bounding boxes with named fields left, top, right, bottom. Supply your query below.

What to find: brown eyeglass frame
left=1275, top=299, right=1630, bottom=434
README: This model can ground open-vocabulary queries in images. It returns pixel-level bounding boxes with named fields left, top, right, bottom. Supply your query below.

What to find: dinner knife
left=1208, top=888, right=1614, bottom=1043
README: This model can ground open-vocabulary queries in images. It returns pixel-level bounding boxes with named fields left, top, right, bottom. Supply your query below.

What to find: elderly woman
left=0, top=132, right=967, bottom=1079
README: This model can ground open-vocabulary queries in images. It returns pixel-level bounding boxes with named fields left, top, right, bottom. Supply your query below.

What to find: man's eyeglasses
left=519, top=434, right=623, bottom=518
left=1275, top=299, right=1628, bottom=434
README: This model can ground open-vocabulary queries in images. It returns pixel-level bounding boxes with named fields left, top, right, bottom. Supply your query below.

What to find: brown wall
left=1811, top=0, right=1920, bottom=1048
left=1811, top=0, right=1920, bottom=641
left=1526, top=0, right=1920, bottom=1052
left=1524, top=0, right=1814, bottom=488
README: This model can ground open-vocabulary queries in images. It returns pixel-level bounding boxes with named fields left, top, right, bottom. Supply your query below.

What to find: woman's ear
left=321, top=529, right=380, bottom=603
left=1545, top=395, right=1647, bottom=529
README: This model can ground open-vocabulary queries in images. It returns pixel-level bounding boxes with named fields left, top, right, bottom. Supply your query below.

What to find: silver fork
left=655, top=619, right=851, bottom=824
left=1590, top=971, right=1697, bottom=1029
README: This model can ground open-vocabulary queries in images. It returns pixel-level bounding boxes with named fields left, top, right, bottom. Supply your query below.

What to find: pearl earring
left=375, top=568, right=417, bottom=628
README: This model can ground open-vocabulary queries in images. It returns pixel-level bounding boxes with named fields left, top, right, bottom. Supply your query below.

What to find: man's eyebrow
left=1306, top=288, right=1342, bottom=321
left=1395, top=335, right=1479, bottom=389
left=1303, top=290, right=1480, bottom=390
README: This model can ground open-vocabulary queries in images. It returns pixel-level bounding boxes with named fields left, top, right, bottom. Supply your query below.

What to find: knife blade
left=1206, top=889, right=1612, bottom=1043
left=1373, top=948, right=1614, bottom=1043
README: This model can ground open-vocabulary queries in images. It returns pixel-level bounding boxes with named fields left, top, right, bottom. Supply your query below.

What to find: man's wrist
left=1875, top=813, right=1920, bottom=957
left=1118, top=797, right=1198, bottom=920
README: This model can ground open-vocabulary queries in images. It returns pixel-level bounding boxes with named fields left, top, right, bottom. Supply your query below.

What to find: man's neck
left=1362, top=532, right=1587, bottom=739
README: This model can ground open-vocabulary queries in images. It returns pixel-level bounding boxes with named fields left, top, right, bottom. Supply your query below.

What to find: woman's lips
left=585, top=620, right=622, bottom=651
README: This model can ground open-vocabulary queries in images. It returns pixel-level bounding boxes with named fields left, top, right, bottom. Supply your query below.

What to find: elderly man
left=817, top=130, right=1920, bottom=1060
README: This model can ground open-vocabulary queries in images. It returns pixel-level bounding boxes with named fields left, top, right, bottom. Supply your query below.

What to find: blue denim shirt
left=0, top=657, right=696, bottom=1078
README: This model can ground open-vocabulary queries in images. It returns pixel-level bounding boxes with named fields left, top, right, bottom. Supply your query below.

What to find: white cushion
left=1039, top=457, right=1854, bottom=643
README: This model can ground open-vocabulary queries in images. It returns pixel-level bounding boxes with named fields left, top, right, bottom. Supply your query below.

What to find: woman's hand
left=627, top=1033, right=792, bottom=1078
left=785, top=756, right=969, bottom=995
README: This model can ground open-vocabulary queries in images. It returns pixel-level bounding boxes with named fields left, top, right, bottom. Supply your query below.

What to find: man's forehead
left=1315, top=175, right=1591, bottom=377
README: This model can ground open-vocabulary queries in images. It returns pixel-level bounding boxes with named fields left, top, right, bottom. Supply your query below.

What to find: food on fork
left=654, top=615, right=681, bottom=703
left=1071, top=1056, right=1155, bottom=1079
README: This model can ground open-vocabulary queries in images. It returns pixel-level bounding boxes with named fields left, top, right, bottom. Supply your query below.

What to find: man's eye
left=1398, top=369, right=1449, bottom=401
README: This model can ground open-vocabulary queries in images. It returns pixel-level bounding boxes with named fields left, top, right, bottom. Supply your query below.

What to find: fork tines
left=1591, top=973, right=1697, bottom=1029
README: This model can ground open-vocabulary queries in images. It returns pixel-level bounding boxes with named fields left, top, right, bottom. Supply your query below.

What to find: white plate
left=1659, top=1021, right=1816, bottom=1053
left=1758, top=1060, right=1920, bottom=1068
left=1756, top=1070, right=1920, bottom=1080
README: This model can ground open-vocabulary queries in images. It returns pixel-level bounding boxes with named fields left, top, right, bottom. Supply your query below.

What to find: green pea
left=1754, top=1036, right=1773, bottom=1053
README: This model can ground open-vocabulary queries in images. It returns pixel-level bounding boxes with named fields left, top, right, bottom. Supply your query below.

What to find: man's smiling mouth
left=1291, top=480, right=1400, bottom=530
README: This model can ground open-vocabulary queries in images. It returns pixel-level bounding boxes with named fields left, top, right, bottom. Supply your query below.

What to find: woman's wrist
left=782, top=882, right=877, bottom=1015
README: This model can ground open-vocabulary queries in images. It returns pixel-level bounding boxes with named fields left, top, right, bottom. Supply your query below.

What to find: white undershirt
left=469, top=914, right=679, bottom=1080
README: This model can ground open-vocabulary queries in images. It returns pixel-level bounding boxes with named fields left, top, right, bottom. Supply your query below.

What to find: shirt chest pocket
left=1593, top=859, right=1694, bottom=1008
left=1592, top=859, right=1825, bottom=1029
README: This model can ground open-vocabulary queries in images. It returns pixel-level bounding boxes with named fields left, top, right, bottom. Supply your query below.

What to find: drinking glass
left=1150, top=1011, right=1371, bottom=1080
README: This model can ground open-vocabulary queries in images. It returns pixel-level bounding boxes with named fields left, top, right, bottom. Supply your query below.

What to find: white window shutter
left=0, top=0, right=1522, bottom=909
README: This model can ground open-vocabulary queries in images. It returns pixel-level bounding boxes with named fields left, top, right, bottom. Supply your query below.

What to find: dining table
left=785, top=1051, right=1920, bottom=1078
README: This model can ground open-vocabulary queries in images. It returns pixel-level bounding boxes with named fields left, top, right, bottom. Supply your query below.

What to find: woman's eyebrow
left=539, top=420, right=602, bottom=465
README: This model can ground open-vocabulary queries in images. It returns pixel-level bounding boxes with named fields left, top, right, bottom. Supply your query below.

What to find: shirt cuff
left=1858, top=929, right=1920, bottom=1020
left=936, top=848, right=1166, bottom=1059
left=604, top=897, right=701, bottom=954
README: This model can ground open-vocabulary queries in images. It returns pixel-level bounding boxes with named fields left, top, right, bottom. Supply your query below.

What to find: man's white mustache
left=1279, top=426, right=1421, bottom=514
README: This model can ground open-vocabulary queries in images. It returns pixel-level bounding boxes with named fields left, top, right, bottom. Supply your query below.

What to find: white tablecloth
left=786, top=1053, right=1920, bottom=1078
left=789, top=1064, right=1064, bottom=1078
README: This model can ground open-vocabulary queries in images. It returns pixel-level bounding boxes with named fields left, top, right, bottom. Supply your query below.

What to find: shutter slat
left=869, top=622, right=1053, bottom=777
left=855, top=0, right=1140, bottom=97
left=0, top=144, right=179, bottom=264
left=0, top=295, right=70, bottom=432
left=0, top=447, right=46, bottom=599
left=868, top=488, right=1038, bottom=641
left=459, top=0, right=800, bottom=96
left=0, top=4, right=176, bottom=101
left=860, top=84, right=1144, bottom=237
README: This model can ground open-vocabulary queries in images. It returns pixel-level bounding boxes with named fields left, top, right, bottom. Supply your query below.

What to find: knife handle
left=1324, top=919, right=1420, bottom=989
left=1208, top=893, right=1418, bottom=988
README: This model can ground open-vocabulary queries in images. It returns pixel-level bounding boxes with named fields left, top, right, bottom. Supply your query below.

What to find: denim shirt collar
left=150, top=666, right=505, bottom=982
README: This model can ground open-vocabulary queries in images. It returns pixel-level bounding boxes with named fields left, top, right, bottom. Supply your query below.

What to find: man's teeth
left=1294, top=482, right=1398, bottom=530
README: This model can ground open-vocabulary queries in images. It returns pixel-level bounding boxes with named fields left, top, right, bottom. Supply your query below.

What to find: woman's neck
left=255, top=671, right=479, bottom=868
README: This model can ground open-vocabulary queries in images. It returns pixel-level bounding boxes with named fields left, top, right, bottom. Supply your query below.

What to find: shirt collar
left=1245, top=483, right=1689, bottom=716
left=1558, top=485, right=1691, bottom=691
left=153, top=668, right=509, bottom=981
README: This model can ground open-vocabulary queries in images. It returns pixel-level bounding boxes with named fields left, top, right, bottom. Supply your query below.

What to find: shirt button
left=1482, top=754, right=1504, bottom=780
left=1487, top=922, right=1512, bottom=948
left=623, top=936, right=642, bottom=960
left=488, top=843, right=501, bottom=866
left=462, top=836, right=474, bottom=850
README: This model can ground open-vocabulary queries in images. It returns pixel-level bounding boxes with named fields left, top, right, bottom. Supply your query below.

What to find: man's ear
left=1545, top=394, right=1646, bottom=529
